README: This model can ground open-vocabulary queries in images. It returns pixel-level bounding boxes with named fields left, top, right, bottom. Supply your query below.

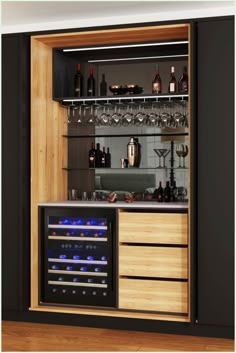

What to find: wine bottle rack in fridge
left=39, top=207, right=117, bottom=308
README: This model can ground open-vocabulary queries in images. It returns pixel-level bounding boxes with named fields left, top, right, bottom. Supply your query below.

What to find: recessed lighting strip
left=88, top=54, right=188, bottom=63
left=63, top=41, right=189, bottom=52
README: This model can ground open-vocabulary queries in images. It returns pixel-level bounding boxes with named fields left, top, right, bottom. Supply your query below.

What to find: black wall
left=196, top=18, right=234, bottom=326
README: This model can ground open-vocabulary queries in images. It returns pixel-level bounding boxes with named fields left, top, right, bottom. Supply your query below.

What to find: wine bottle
left=88, top=142, right=96, bottom=168
left=87, top=68, right=95, bottom=96
left=74, top=63, right=83, bottom=97
left=152, top=64, right=162, bottom=94
left=156, top=181, right=164, bottom=202
left=101, top=147, right=106, bottom=168
left=105, top=147, right=111, bottom=168
left=168, top=66, right=177, bottom=94
left=178, top=66, right=188, bottom=93
left=164, top=181, right=171, bottom=202
left=95, top=143, right=102, bottom=168
left=100, top=73, right=107, bottom=96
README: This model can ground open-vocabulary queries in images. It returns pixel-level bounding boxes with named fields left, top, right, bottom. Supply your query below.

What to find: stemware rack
left=57, top=93, right=188, bottom=106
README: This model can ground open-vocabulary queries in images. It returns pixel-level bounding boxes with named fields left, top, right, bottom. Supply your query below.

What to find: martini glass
left=154, top=148, right=170, bottom=168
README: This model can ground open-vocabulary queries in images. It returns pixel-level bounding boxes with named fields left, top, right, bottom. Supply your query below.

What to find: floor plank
left=1, top=320, right=234, bottom=352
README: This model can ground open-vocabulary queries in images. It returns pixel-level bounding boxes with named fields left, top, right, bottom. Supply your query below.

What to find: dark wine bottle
left=156, top=181, right=164, bottom=202
left=168, top=66, right=177, bottom=94
left=105, top=147, right=111, bottom=168
left=87, top=68, right=95, bottom=96
left=88, top=142, right=96, bottom=168
left=95, top=143, right=102, bottom=168
left=74, top=63, right=83, bottom=97
left=178, top=66, right=188, bottom=93
left=152, top=64, right=162, bottom=94
left=100, top=73, right=107, bottom=96
left=101, top=147, right=106, bottom=168
left=164, top=181, right=171, bottom=202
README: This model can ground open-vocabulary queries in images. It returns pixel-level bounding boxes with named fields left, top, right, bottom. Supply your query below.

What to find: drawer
left=119, top=278, right=188, bottom=314
left=119, top=245, right=188, bottom=279
left=119, top=212, right=188, bottom=245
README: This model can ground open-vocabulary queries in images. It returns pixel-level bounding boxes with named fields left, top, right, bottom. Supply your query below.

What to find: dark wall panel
left=197, top=18, right=234, bottom=326
left=2, top=34, right=30, bottom=312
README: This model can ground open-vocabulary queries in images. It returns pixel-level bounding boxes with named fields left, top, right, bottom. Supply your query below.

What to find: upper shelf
left=56, top=93, right=189, bottom=106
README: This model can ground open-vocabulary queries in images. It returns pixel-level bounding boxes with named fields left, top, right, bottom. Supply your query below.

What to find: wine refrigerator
left=39, top=207, right=117, bottom=308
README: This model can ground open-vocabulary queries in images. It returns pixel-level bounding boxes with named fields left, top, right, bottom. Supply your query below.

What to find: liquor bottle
left=134, top=138, right=141, bottom=167
left=100, top=73, right=107, bottom=96
left=152, top=64, right=162, bottom=94
left=101, top=147, right=106, bottom=168
left=74, top=63, right=83, bottom=97
left=88, top=142, right=96, bottom=168
left=155, top=181, right=164, bottom=202
left=178, top=66, right=188, bottom=93
left=105, top=147, right=111, bottom=168
left=87, top=68, right=95, bottom=96
left=164, top=181, right=171, bottom=202
left=168, top=66, right=177, bottom=94
left=95, top=143, right=102, bottom=168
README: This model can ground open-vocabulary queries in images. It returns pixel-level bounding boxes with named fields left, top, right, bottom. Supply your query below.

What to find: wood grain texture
left=119, top=278, right=188, bottom=313
left=29, top=305, right=189, bottom=322
left=2, top=321, right=234, bottom=352
left=119, top=245, right=188, bottom=279
left=32, top=24, right=189, bottom=48
left=119, top=212, right=188, bottom=244
left=31, top=37, right=68, bottom=307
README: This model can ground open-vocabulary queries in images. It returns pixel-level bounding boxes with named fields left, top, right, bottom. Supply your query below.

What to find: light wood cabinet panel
left=119, top=246, right=188, bottom=279
left=119, top=278, right=188, bottom=314
left=119, top=212, right=188, bottom=245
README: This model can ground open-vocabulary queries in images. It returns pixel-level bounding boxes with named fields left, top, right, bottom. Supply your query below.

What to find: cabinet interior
left=30, top=23, right=191, bottom=321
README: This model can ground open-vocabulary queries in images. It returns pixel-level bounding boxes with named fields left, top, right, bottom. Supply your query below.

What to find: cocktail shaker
left=127, top=137, right=141, bottom=167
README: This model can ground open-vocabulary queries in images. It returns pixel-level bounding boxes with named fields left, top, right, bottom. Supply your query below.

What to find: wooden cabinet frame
left=30, top=23, right=191, bottom=322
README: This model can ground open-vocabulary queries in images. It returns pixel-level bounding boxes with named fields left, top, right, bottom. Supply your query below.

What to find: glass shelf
left=62, top=167, right=188, bottom=171
left=63, top=132, right=188, bottom=138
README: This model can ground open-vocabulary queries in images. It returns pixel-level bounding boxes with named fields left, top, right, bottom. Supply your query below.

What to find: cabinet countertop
left=38, top=201, right=188, bottom=210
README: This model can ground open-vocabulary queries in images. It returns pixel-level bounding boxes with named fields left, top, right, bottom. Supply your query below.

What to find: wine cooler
left=39, top=207, right=117, bottom=308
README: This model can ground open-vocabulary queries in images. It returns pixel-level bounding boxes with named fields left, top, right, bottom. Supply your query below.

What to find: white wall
left=1, top=1, right=235, bottom=34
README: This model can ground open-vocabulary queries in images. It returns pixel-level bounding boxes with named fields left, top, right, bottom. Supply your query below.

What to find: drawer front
left=119, top=246, right=188, bottom=279
left=119, top=212, right=188, bottom=245
left=119, top=278, right=188, bottom=314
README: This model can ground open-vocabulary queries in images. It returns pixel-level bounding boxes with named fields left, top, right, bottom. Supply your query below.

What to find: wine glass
left=182, top=145, right=188, bottom=168
left=176, top=144, right=185, bottom=168
left=111, top=102, right=122, bottom=126
left=134, top=102, right=146, bottom=126
left=67, top=103, right=78, bottom=124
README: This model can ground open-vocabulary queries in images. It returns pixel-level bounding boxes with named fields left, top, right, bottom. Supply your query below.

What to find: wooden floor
left=1, top=321, right=234, bottom=352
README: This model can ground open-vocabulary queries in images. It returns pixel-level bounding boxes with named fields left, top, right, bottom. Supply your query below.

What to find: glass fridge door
left=39, top=207, right=117, bottom=308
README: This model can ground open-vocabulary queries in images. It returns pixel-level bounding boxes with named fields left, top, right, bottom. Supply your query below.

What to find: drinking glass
left=67, top=103, right=78, bottom=124
left=154, top=148, right=170, bottom=168
left=176, top=144, right=184, bottom=168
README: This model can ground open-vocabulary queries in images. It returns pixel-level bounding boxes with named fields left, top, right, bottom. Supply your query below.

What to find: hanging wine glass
left=134, top=100, right=146, bottom=126
left=67, top=103, right=78, bottom=124
left=122, top=100, right=135, bottom=126
left=111, top=102, right=122, bottom=126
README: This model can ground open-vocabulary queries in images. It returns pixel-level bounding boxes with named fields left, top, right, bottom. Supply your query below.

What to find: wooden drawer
left=119, top=245, right=188, bottom=279
left=119, top=278, right=188, bottom=314
left=119, top=212, right=188, bottom=245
